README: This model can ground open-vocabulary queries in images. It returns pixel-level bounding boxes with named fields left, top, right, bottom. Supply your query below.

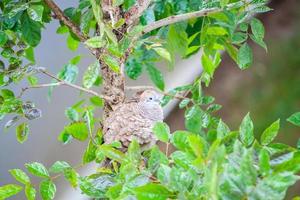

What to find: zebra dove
left=103, top=90, right=163, bottom=150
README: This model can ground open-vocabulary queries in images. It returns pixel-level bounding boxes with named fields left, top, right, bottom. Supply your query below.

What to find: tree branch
left=34, top=69, right=114, bottom=102
left=44, top=0, right=87, bottom=41
left=125, top=0, right=152, bottom=25
left=44, top=0, right=100, bottom=57
left=142, top=2, right=244, bottom=34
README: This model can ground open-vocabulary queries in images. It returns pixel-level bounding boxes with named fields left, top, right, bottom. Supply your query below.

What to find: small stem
left=36, top=69, right=114, bottom=102
left=142, top=2, right=244, bottom=34
left=19, top=82, right=62, bottom=97
left=165, top=142, right=169, bottom=156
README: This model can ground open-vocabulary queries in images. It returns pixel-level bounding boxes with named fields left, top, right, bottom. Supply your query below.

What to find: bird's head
left=139, top=90, right=163, bottom=104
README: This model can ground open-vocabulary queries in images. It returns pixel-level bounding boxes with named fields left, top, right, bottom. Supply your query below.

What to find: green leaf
left=171, top=130, right=190, bottom=151
left=237, top=43, right=253, bottom=69
left=25, top=162, right=49, bottom=178
left=102, top=55, right=120, bottom=73
left=83, top=61, right=100, bottom=88
left=201, top=53, right=215, bottom=76
left=69, top=55, right=81, bottom=65
left=123, top=0, right=135, bottom=10
left=25, top=47, right=35, bottom=63
left=250, top=18, right=265, bottom=40
left=152, top=122, right=170, bottom=143
left=113, top=0, right=124, bottom=6
left=65, top=122, right=88, bottom=141
left=148, top=147, right=168, bottom=172
left=25, top=184, right=36, bottom=200
left=287, top=112, right=300, bottom=127
left=64, top=168, right=78, bottom=188
left=89, top=96, right=104, bottom=107
left=97, top=145, right=125, bottom=163
left=0, top=184, right=23, bottom=199
left=134, top=183, right=170, bottom=200
left=21, top=14, right=41, bottom=47
left=57, top=64, right=78, bottom=84
left=127, top=140, right=141, bottom=166
left=217, top=119, right=230, bottom=139
left=67, top=34, right=79, bottom=51
left=56, top=25, right=68, bottom=34
left=146, top=64, right=165, bottom=91
left=84, top=36, right=106, bottom=48
left=65, top=107, right=79, bottom=122
left=49, top=161, right=70, bottom=173
left=0, top=31, right=8, bottom=46
left=39, top=179, right=56, bottom=200
left=206, top=26, right=228, bottom=35
left=179, top=99, right=190, bottom=108
left=9, top=169, right=30, bottom=184
left=153, top=47, right=171, bottom=62
left=239, top=113, right=254, bottom=146
left=27, top=5, right=44, bottom=22
left=188, top=134, right=205, bottom=158
left=259, top=148, right=270, bottom=176
left=250, top=34, right=267, bottom=51
left=83, top=140, right=97, bottom=164
left=16, top=123, right=29, bottom=143
left=260, top=119, right=280, bottom=145
left=185, top=105, right=202, bottom=133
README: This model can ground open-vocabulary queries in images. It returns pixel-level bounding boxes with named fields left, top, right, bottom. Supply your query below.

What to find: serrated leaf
left=250, top=18, right=265, bottom=40
left=179, top=99, right=190, bottom=108
left=146, top=64, right=164, bottom=91
left=39, top=179, right=56, bottom=200
left=25, top=184, right=36, bottom=200
left=217, top=119, right=230, bottom=139
left=97, top=145, right=125, bottom=163
left=49, top=161, right=70, bottom=173
left=83, top=61, right=100, bottom=88
left=67, top=34, right=79, bottom=51
left=9, top=169, right=30, bottom=184
left=21, top=14, right=41, bottom=47
left=153, top=47, right=171, bottom=62
left=134, top=183, right=170, bottom=200
left=64, top=168, right=78, bottom=188
left=65, top=107, right=79, bottom=122
left=103, top=55, right=120, bottom=73
left=69, top=55, right=81, bottom=65
left=89, top=96, right=104, bottom=107
left=16, top=123, right=29, bottom=143
left=287, top=112, right=300, bottom=127
left=185, top=105, right=202, bottom=133
left=259, top=148, right=270, bottom=176
left=237, top=43, right=253, bottom=69
left=206, top=26, right=228, bottom=35
left=25, top=162, right=49, bottom=178
left=260, top=119, right=280, bottom=145
left=239, top=113, right=254, bottom=146
left=65, top=122, right=88, bottom=141
left=152, top=122, right=170, bottom=143
left=27, top=5, right=44, bottom=22
left=84, top=36, right=106, bottom=48
left=0, top=184, right=23, bottom=199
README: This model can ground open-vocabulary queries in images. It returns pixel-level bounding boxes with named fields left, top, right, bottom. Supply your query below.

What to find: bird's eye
left=149, top=97, right=153, bottom=100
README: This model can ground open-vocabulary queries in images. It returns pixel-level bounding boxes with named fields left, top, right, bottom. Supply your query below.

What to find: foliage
left=0, top=0, right=299, bottom=199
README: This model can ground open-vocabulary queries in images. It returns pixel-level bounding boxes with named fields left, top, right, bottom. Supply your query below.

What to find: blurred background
left=1, top=0, right=300, bottom=199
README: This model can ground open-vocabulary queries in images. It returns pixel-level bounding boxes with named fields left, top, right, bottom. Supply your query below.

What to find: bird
left=103, top=90, right=164, bottom=151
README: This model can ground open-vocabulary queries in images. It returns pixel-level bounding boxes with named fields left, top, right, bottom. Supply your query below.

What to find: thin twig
left=125, top=0, right=152, bottom=25
left=36, top=69, right=114, bottom=102
left=142, top=2, right=244, bottom=34
left=19, top=82, right=62, bottom=97
left=44, top=0, right=100, bottom=57
left=44, top=0, right=87, bottom=41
